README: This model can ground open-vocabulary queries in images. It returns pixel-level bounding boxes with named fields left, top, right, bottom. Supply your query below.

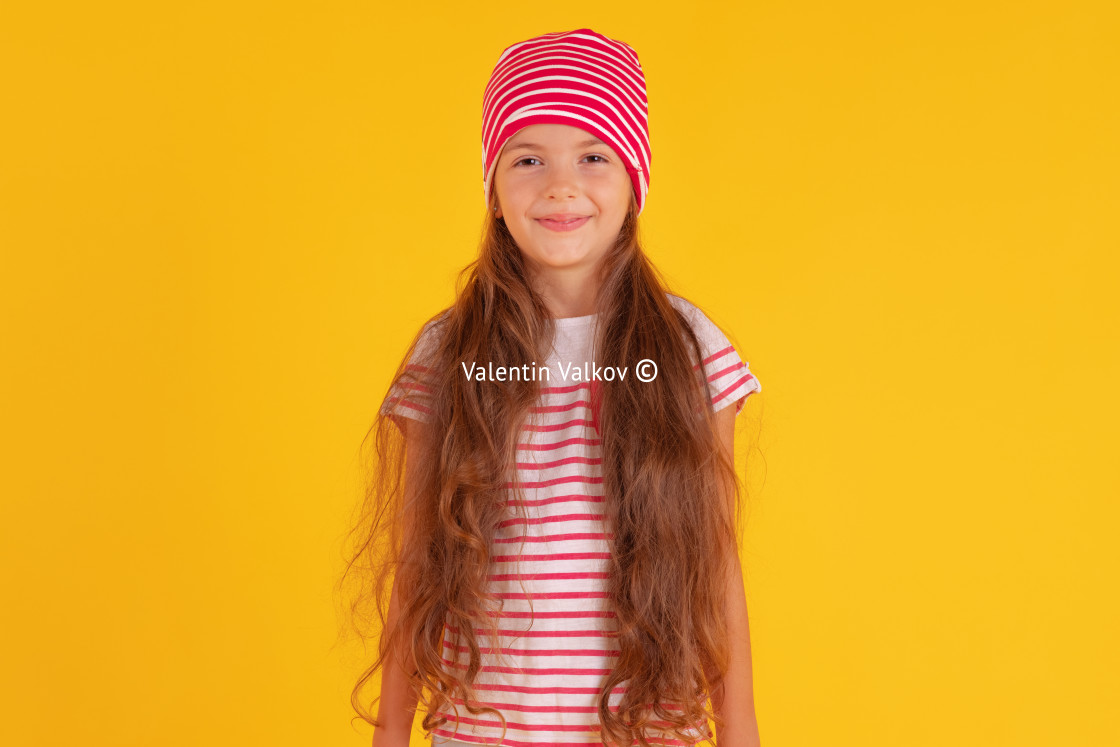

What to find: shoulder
left=665, top=293, right=763, bottom=414
left=419, top=307, right=452, bottom=336
left=666, top=292, right=698, bottom=316
left=411, top=308, right=452, bottom=359
left=380, top=309, right=451, bottom=426
left=665, top=293, right=726, bottom=348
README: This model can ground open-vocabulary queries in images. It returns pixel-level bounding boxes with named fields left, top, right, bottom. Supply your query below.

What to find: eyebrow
left=504, top=138, right=606, bottom=153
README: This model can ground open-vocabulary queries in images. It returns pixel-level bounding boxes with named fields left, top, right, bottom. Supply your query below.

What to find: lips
left=537, top=215, right=591, bottom=232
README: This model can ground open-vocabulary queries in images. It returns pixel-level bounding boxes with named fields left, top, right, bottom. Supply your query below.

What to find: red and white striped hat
left=481, top=28, right=651, bottom=216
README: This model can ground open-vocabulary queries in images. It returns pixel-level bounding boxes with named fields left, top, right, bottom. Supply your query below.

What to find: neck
left=529, top=262, right=603, bottom=319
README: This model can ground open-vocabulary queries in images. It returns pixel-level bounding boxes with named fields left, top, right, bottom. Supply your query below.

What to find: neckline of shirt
left=552, top=313, right=599, bottom=328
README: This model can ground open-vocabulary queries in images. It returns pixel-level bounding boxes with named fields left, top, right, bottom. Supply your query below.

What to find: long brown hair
left=339, top=195, right=748, bottom=746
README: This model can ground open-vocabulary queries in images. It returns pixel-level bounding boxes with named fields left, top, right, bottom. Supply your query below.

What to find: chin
left=517, top=246, right=580, bottom=264
left=529, top=260, right=580, bottom=272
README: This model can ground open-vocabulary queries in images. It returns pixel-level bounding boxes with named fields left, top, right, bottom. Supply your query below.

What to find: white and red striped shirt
left=380, top=294, right=760, bottom=746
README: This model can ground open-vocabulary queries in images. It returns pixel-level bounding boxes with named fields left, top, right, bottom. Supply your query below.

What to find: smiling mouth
left=537, top=216, right=591, bottom=232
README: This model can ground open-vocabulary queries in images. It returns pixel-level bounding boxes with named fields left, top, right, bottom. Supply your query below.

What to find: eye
left=584, top=154, right=608, bottom=163
left=513, top=157, right=541, bottom=167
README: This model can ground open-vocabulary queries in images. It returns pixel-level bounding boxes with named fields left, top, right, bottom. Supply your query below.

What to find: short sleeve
left=701, top=338, right=761, bottom=416
left=672, top=296, right=762, bottom=416
left=379, top=318, right=444, bottom=425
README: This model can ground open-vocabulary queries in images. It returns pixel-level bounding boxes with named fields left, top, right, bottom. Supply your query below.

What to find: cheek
left=606, top=170, right=633, bottom=203
left=495, top=168, right=526, bottom=194
left=582, top=172, right=628, bottom=201
left=607, top=180, right=633, bottom=211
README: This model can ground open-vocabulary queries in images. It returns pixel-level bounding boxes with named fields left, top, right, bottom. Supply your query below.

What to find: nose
left=544, top=162, right=579, bottom=201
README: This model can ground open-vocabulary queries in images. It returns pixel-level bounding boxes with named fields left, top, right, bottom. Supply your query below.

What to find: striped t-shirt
left=379, top=294, right=761, bottom=747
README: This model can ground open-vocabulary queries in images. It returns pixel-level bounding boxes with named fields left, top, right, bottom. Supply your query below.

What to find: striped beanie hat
left=481, top=28, right=651, bottom=216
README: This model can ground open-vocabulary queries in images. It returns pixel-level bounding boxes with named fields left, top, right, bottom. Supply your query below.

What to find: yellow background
left=2, top=1, right=1117, bottom=745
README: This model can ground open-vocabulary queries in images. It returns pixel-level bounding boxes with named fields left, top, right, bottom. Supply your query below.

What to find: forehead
left=504, top=124, right=608, bottom=151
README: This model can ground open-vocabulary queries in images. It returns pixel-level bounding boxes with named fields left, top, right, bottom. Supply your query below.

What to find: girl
left=344, top=28, right=762, bottom=747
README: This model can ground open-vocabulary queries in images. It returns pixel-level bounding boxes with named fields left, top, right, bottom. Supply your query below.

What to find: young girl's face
left=493, top=123, right=632, bottom=278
